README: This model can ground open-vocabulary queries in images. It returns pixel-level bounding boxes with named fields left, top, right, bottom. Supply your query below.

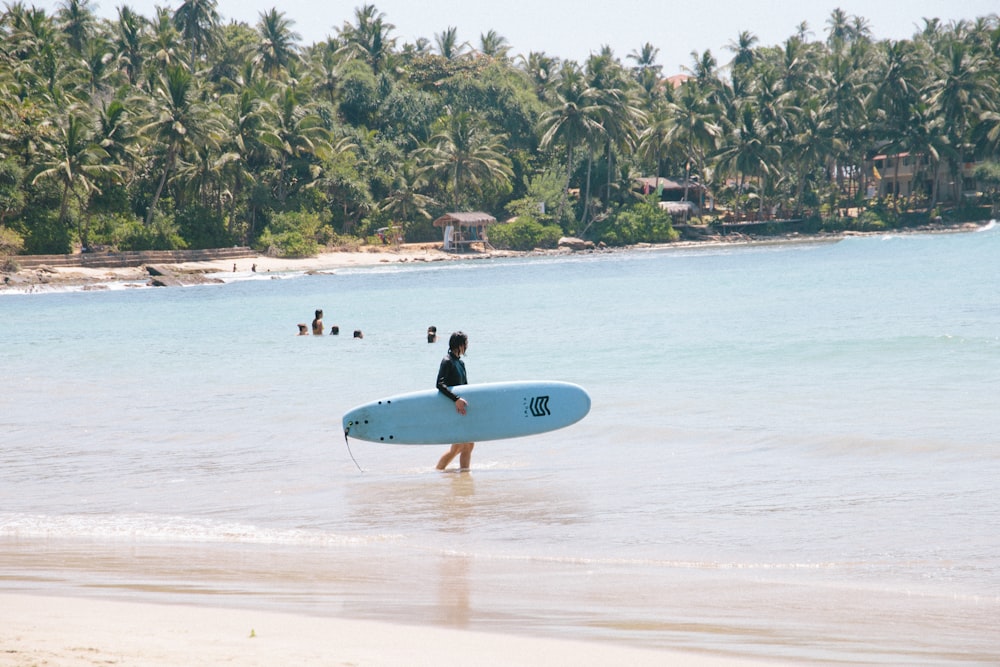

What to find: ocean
left=2, top=224, right=998, bottom=664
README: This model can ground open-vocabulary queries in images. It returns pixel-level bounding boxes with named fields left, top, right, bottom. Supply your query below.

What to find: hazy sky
left=31, top=0, right=998, bottom=73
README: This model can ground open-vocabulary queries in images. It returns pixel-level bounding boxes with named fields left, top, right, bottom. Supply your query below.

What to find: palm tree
left=309, top=40, right=347, bottom=105
left=927, top=36, right=993, bottom=203
left=726, top=30, right=758, bottom=68
left=478, top=30, right=509, bottom=59
left=78, top=35, right=115, bottom=98
left=975, top=109, right=1000, bottom=160
left=148, top=6, right=182, bottom=72
left=518, top=51, right=559, bottom=102
left=817, top=44, right=873, bottom=198
left=113, top=6, right=148, bottom=88
left=716, top=103, right=782, bottom=218
left=538, top=61, right=604, bottom=222
left=254, top=8, right=300, bottom=77
left=435, top=26, right=467, bottom=60
left=258, top=85, right=330, bottom=203
left=626, top=42, right=661, bottom=77
left=826, top=8, right=852, bottom=52
left=138, top=64, right=219, bottom=224
left=56, top=0, right=95, bottom=55
left=687, top=49, right=719, bottom=92
left=870, top=39, right=925, bottom=208
left=95, top=98, right=134, bottom=168
left=777, top=34, right=818, bottom=96
left=4, top=4, right=56, bottom=66
left=417, top=110, right=513, bottom=209
left=31, top=110, right=121, bottom=242
left=216, top=82, right=269, bottom=238
left=172, top=0, right=219, bottom=71
left=336, top=4, right=396, bottom=75
left=726, top=30, right=759, bottom=91
left=782, top=96, right=837, bottom=216
left=903, top=99, right=948, bottom=206
left=378, top=160, right=438, bottom=232
left=584, top=52, right=643, bottom=214
left=637, top=102, right=672, bottom=178
left=667, top=80, right=720, bottom=209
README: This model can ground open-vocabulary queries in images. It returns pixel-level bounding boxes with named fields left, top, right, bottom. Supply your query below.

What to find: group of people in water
left=296, top=309, right=363, bottom=338
left=296, top=312, right=473, bottom=471
left=296, top=311, right=445, bottom=346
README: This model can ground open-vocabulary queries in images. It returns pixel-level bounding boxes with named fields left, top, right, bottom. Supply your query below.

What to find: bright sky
left=34, top=0, right=998, bottom=73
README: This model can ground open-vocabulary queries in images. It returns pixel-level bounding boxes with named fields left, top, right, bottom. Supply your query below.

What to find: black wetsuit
left=436, top=350, right=467, bottom=402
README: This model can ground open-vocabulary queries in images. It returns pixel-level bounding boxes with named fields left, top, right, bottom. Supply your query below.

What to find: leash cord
left=344, top=427, right=364, bottom=473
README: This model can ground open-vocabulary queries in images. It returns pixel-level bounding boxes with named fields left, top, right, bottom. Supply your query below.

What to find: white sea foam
left=0, top=513, right=402, bottom=547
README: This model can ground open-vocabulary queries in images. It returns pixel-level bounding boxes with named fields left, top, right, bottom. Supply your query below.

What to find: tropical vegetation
left=1, top=2, right=998, bottom=255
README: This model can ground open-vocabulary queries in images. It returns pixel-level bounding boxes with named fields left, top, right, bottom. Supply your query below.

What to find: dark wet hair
left=448, top=331, right=467, bottom=352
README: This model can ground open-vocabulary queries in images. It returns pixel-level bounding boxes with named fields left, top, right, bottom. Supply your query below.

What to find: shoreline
left=0, top=592, right=778, bottom=666
left=0, top=222, right=989, bottom=294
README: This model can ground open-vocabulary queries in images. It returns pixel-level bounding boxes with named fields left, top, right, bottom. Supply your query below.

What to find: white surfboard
left=342, top=381, right=591, bottom=445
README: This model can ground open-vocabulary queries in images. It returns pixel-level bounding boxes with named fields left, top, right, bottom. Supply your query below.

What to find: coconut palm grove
left=1, top=2, right=998, bottom=257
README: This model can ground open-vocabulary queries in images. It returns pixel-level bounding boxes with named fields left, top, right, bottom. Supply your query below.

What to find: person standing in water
left=435, top=331, right=473, bottom=471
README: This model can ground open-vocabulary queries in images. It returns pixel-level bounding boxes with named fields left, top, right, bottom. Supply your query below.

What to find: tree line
left=1, top=2, right=998, bottom=258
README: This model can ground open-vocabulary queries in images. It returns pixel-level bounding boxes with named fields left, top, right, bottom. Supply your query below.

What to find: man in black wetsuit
left=435, top=331, right=473, bottom=470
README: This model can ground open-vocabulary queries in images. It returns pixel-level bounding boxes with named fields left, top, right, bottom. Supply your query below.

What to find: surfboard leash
left=343, top=426, right=365, bottom=473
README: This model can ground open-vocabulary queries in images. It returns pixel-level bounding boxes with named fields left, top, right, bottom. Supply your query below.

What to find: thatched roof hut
left=432, top=212, right=499, bottom=251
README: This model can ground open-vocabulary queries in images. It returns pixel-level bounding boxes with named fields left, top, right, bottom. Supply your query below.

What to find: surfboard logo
left=527, top=395, right=551, bottom=417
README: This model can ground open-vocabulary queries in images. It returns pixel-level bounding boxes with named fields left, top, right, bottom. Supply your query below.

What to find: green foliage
left=339, top=61, right=380, bottom=127
left=861, top=199, right=900, bottom=228
left=88, top=212, right=188, bottom=251
left=88, top=213, right=139, bottom=250
left=0, top=225, right=26, bottom=256
left=489, top=215, right=562, bottom=250
left=0, top=159, right=27, bottom=224
left=599, top=197, right=679, bottom=246
left=20, top=210, right=73, bottom=255
left=854, top=210, right=889, bottom=231
left=973, top=161, right=1000, bottom=215
left=506, top=169, right=571, bottom=228
left=174, top=205, right=234, bottom=249
left=255, top=210, right=322, bottom=257
left=377, top=85, right=442, bottom=145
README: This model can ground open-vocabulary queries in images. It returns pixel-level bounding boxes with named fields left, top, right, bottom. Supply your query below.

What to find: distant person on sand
left=427, top=326, right=437, bottom=343
left=435, top=331, right=473, bottom=471
left=312, top=309, right=324, bottom=335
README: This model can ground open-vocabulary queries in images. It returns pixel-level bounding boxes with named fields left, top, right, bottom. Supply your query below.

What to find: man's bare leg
left=458, top=442, right=474, bottom=470
left=437, top=444, right=462, bottom=470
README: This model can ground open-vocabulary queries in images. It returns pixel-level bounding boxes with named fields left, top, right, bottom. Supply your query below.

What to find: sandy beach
left=0, top=593, right=779, bottom=666
left=2, top=223, right=987, bottom=294
left=1, top=242, right=520, bottom=292
left=0, top=236, right=810, bottom=292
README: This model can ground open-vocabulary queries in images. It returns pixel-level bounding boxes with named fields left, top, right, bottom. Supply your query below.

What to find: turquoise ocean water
left=2, top=224, right=998, bottom=664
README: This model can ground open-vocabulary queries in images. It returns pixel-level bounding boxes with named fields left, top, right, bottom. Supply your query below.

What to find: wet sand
left=0, top=593, right=779, bottom=666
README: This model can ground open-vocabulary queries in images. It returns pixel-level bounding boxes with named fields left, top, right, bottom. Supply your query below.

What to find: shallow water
left=2, top=225, right=999, bottom=664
